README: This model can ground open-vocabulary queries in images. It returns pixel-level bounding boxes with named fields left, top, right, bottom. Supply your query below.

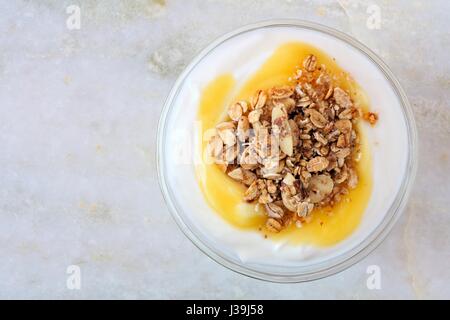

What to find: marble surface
left=0, top=0, right=449, bottom=299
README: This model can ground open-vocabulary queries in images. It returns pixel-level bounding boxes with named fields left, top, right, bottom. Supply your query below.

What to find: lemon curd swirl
left=195, top=42, right=373, bottom=246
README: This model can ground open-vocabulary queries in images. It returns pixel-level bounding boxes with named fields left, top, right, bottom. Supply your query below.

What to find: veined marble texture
left=0, top=0, right=448, bottom=299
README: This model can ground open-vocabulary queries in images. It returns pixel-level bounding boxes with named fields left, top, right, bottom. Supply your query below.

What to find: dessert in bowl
left=157, top=21, right=417, bottom=281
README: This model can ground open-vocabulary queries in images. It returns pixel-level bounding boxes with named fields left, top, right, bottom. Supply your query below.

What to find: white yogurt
left=161, top=25, right=410, bottom=267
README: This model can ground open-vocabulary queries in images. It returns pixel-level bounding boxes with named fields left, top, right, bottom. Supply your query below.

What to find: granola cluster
left=206, top=54, right=374, bottom=233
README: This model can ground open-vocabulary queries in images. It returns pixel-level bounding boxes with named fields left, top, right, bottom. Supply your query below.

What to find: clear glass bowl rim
left=156, top=19, right=418, bottom=283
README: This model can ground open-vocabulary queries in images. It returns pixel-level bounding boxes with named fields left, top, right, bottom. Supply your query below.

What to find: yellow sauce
left=196, top=42, right=373, bottom=246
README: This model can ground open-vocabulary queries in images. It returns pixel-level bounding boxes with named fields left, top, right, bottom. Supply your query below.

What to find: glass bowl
left=157, top=20, right=417, bottom=282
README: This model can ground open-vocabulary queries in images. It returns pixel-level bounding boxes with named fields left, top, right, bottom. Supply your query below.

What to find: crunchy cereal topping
left=266, top=218, right=282, bottom=233
left=205, top=54, right=378, bottom=233
left=227, top=102, right=244, bottom=121
left=303, top=54, right=317, bottom=72
left=333, top=87, right=353, bottom=109
left=363, top=111, right=379, bottom=126
left=307, top=156, right=329, bottom=172
left=251, top=90, right=268, bottom=110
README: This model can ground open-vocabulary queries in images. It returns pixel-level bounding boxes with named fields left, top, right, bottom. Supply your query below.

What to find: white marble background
left=0, top=0, right=448, bottom=299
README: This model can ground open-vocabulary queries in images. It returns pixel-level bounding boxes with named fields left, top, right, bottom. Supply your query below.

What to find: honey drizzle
left=196, top=42, right=372, bottom=246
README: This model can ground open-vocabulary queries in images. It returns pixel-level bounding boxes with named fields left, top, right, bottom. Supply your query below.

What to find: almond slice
left=237, top=116, right=250, bottom=142
left=227, top=102, right=243, bottom=121
left=248, top=109, right=262, bottom=124
left=243, top=181, right=260, bottom=201
left=227, top=167, right=244, bottom=181
left=251, top=90, right=267, bottom=109
left=206, top=135, right=223, bottom=159
left=242, top=169, right=257, bottom=186
left=216, top=122, right=236, bottom=146
left=272, top=106, right=293, bottom=156
left=282, top=172, right=295, bottom=186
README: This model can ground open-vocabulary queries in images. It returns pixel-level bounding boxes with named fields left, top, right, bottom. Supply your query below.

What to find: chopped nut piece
left=272, top=106, right=293, bottom=156
left=258, top=190, right=273, bottom=204
left=223, top=145, right=238, bottom=163
left=281, top=185, right=299, bottom=212
left=251, top=90, right=268, bottom=109
left=283, top=172, right=296, bottom=186
left=206, top=135, right=223, bottom=159
left=273, top=97, right=296, bottom=113
left=266, top=180, right=277, bottom=194
left=239, top=100, right=249, bottom=113
left=327, top=129, right=340, bottom=142
left=248, top=109, right=262, bottom=123
left=216, top=122, right=236, bottom=146
left=237, top=116, right=250, bottom=142
left=313, top=131, right=328, bottom=145
left=261, top=159, right=280, bottom=179
left=239, top=146, right=258, bottom=170
left=336, top=134, right=347, bottom=148
left=227, top=167, right=244, bottom=181
left=244, top=181, right=260, bottom=201
left=320, top=145, right=330, bottom=156
left=227, top=102, right=243, bottom=121
left=324, top=85, right=333, bottom=100
left=242, top=169, right=257, bottom=186
left=219, top=130, right=236, bottom=146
